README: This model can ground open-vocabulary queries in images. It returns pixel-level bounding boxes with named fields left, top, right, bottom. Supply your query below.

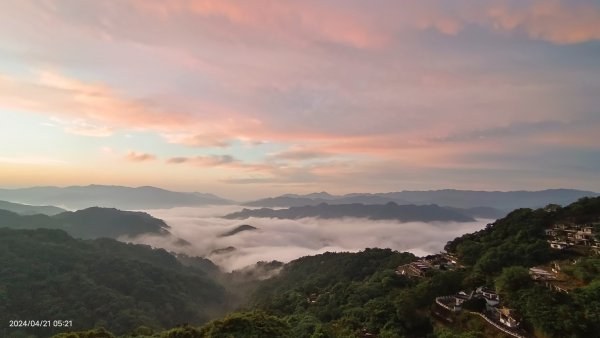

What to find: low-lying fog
left=126, top=205, right=491, bottom=272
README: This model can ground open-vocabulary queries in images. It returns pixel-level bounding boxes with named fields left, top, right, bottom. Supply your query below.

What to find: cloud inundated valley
left=127, top=206, right=490, bottom=271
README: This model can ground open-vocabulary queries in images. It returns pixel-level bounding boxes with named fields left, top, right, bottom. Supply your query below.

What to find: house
left=548, top=241, right=569, bottom=250
left=544, top=204, right=560, bottom=212
left=575, top=232, right=592, bottom=240
left=553, top=223, right=571, bottom=230
left=395, top=260, right=432, bottom=278
left=441, top=252, right=458, bottom=264
left=547, top=222, right=600, bottom=247
left=582, top=226, right=594, bottom=234
left=453, top=291, right=471, bottom=311
left=474, top=286, right=500, bottom=310
left=529, top=267, right=556, bottom=281
left=421, top=253, right=459, bottom=271
left=498, top=307, right=521, bottom=328
left=475, top=286, right=499, bottom=301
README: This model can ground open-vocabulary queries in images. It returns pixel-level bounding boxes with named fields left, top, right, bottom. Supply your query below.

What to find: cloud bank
left=125, top=206, right=490, bottom=271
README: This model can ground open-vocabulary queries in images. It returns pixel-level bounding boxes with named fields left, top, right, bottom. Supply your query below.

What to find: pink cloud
left=486, top=0, right=600, bottom=44
left=131, top=0, right=600, bottom=46
left=133, top=0, right=387, bottom=48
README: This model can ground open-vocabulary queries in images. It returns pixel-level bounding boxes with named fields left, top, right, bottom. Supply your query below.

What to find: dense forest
left=0, top=228, right=227, bottom=337
left=2, top=197, right=600, bottom=337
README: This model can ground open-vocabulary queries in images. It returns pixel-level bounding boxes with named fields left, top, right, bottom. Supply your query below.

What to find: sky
left=0, top=0, right=599, bottom=200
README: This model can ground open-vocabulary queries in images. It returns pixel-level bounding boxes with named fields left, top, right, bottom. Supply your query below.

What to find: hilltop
left=0, top=200, right=66, bottom=216
left=0, top=207, right=170, bottom=239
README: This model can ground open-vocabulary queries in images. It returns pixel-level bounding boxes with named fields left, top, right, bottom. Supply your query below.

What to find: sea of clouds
left=125, top=205, right=491, bottom=272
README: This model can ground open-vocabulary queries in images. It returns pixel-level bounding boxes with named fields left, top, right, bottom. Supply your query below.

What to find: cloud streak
left=125, top=151, right=157, bottom=162
left=167, top=154, right=237, bottom=166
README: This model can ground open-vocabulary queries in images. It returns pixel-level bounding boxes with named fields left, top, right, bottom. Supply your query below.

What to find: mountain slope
left=0, top=228, right=227, bottom=336
left=0, top=200, right=66, bottom=216
left=0, top=207, right=169, bottom=239
left=224, top=202, right=475, bottom=222
left=0, top=185, right=232, bottom=210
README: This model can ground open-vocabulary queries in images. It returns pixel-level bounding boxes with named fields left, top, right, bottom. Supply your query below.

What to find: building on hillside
left=548, top=241, right=569, bottom=250
left=529, top=267, right=557, bottom=281
left=396, top=261, right=431, bottom=277
left=546, top=222, right=599, bottom=250
left=395, top=260, right=432, bottom=278
left=396, top=252, right=462, bottom=278
left=423, top=254, right=457, bottom=270
left=530, top=265, right=584, bottom=294
left=441, top=252, right=459, bottom=264
left=544, top=204, right=561, bottom=212
left=475, top=286, right=500, bottom=310
left=453, top=291, right=471, bottom=311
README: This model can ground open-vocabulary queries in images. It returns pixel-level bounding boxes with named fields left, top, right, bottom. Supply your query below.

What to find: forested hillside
left=0, top=207, right=169, bottom=239
left=443, top=197, right=600, bottom=337
left=0, top=228, right=228, bottom=336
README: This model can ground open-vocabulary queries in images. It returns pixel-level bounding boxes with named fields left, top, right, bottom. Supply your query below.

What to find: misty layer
left=125, top=206, right=490, bottom=271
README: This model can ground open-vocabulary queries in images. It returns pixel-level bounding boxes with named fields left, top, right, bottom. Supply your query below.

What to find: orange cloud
left=125, top=151, right=157, bottom=162
left=0, top=70, right=194, bottom=131
left=0, top=70, right=263, bottom=147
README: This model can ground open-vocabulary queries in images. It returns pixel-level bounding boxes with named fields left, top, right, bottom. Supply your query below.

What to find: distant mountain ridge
left=224, top=202, right=475, bottom=222
left=245, top=189, right=598, bottom=212
left=0, top=200, right=66, bottom=216
left=245, top=194, right=400, bottom=208
left=0, top=206, right=170, bottom=239
left=1, top=185, right=594, bottom=213
left=0, top=185, right=232, bottom=210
